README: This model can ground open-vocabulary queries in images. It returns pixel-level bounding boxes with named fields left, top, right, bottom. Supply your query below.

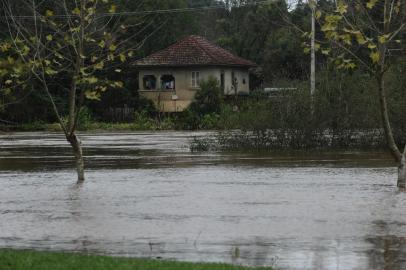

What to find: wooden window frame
left=191, top=71, right=200, bottom=88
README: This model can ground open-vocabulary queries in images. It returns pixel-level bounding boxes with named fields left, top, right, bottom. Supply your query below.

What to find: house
left=134, top=35, right=256, bottom=112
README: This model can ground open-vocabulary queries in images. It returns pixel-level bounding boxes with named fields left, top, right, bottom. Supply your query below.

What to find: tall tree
left=1, top=0, right=153, bottom=182
left=318, top=0, right=406, bottom=188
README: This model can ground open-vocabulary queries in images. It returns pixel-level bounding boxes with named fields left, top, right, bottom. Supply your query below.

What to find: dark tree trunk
left=377, top=75, right=402, bottom=163
left=67, top=133, right=85, bottom=183
left=398, top=146, right=406, bottom=189
left=376, top=75, right=405, bottom=189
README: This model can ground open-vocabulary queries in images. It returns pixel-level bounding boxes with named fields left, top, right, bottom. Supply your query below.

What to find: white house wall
left=138, top=67, right=250, bottom=112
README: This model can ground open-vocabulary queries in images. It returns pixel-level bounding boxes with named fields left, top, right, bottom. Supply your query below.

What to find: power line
left=0, top=0, right=294, bottom=20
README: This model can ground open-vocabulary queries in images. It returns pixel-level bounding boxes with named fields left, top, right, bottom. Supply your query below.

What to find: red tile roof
left=135, top=35, right=256, bottom=68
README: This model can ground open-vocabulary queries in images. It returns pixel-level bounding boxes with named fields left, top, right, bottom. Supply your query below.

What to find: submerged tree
left=317, top=0, right=406, bottom=188
left=1, top=0, right=156, bottom=183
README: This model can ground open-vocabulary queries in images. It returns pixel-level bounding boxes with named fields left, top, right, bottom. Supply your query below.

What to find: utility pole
left=309, top=0, right=316, bottom=111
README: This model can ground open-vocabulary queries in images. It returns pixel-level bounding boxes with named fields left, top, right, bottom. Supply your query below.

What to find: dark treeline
left=0, top=0, right=405, bottom=138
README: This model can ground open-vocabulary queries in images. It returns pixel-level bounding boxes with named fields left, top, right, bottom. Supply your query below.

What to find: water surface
left=0, top=132, right=405, bottom=270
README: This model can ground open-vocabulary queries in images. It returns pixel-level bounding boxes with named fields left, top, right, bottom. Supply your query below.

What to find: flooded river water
left=0, top=132, right=405, bottom=270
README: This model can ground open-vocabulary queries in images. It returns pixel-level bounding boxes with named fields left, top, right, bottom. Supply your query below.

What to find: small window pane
left=161, top=74, right=175, bottom=90
left=143, top=75, right=156, bottom=90
left=192, top=71, right=200, bottom=87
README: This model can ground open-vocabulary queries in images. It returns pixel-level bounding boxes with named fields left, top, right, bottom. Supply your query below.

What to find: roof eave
left=133, top=63, right=256, bottom=68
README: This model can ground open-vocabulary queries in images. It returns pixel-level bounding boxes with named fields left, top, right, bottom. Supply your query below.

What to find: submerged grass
left=0, top=250, right=273, bottom=270
left=190, top=129, right=390, bottom=152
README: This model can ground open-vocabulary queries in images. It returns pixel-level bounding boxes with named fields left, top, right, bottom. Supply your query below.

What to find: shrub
left=199, top=113, right=220, bottom=129
left=133, top=110, right=156, bottom=130
left=177, top=108, right=201, bottom=130
left=77, top=106, right=93, bottom=130
left=189, top=76, right=223, bottom=116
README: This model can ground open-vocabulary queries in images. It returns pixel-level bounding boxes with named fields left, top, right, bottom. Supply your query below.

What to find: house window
left=143, top=75, right=156, bottom=90
left=161, top=75, right=175, bottom=90
left=243, top=78, right=246, bottom=84
left=191, top=71, right=200, bottom=87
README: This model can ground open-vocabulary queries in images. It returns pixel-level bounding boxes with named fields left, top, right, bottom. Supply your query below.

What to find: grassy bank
left=0, top=250, right=273, bottom=270
left=16, top=121, right=169, bottom=132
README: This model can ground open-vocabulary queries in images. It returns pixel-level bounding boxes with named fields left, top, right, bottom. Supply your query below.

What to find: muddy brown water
left=0, top=132, right=405, bottom=270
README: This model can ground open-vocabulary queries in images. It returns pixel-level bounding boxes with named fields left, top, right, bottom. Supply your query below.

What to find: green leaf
left=336, top=2, right=348, bottom=14
left=378, top=34, right=390, bottom=44
left=366, top=0, right=378, bottom=9
left=113, top=81, right=123, bottom=88
left=98, top=40, right=106, bottom=48
left=45, top=67, right=58, bottom=75
left=370, top=51, right=380, bottom=63
left=55, top=52, right=64, bottom=59
left=45, top=10, right=54, bottom=17
left=22, top=45, right=30, bottom=56
left=346, top=63, right=357, bottom=69
left=85, top=76, right=98, bottom=84
left=72, top=7, right=80, bottom=15
left=46, top=35, right=53, bottom=41
left=119, top=54, right=126, bottom=62
left=7, top=56, right=15, bottom=64
left=315, top=10, right=322, bottom=19
left=321, top=49, right=330, bottom=55
left=0, top=42, right=11, bottom=52
left=109, top=5, right=117, bottom=13
left=109, top=44, right=117, bottom=52
left=367, top=43, right=377, bottom=49
left=94, top=62, right=104, bottom=70
left=80, top=67, right=89, bottom=75
left=355, top=33, right=367, bottom=45
left=85, top=90, right=100, bottom=100
left=344, top=34, right=352, bottom=44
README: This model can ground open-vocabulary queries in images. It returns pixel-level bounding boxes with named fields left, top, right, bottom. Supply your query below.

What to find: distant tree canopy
left=1, top=0, right=406, bottom=124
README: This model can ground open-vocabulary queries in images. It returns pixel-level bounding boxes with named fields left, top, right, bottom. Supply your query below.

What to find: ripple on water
left=0, top=131, right=405, bottom=270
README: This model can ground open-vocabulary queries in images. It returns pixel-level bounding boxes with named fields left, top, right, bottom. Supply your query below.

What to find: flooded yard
left=0, top=132, right=405, bottom=270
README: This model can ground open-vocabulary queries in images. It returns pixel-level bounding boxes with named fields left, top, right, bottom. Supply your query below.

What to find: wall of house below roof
left=138, top=67, right=250, bottom=112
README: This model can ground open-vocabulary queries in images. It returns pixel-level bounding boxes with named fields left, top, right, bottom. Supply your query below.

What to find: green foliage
left=177, top=77, right=223, bottom=130
left=77, top=107, right=93, bottom=130
left=19, top=120, right=48, bottom=131
left=135, top=0, right=199, bottom=57
left=133, top=110, right=156, bottom=130
left=0, top=40, right=30, bottom=106
left=5, top=0, right=128, bottom=101
left=0, top=250, right=272, bottom=270
left=317, top=0, right=405, bottom=71
left=177, top=108, right=201, bottom=130
left=213, top=0, right=310, bottom=81
left=158, top=116, right=176, bottom=130
left=189, top=67, right=406, bottom=151
left=190, top=76, right=223, bottom=116
left=2, top=0, right=406, bottom=144
left=199, top=113, right=221, bottom=130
